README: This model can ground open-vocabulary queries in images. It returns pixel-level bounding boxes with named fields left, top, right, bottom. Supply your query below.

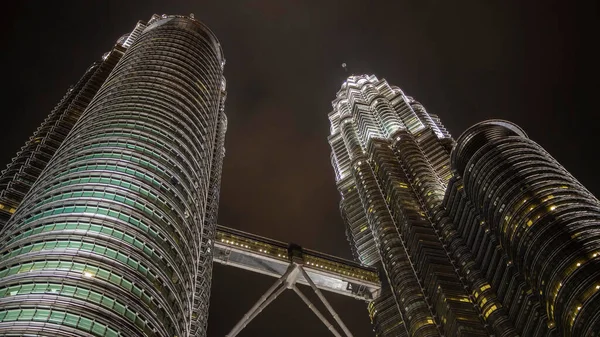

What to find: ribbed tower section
left=191, top=85, right=227, bottom=337
left=0, top=14, right=226, bottom=337
left=328, top=75, right=489, bottom=337
left=446, top=120, right=600, bottom=337
left=0, top=32, right=136, bottom=229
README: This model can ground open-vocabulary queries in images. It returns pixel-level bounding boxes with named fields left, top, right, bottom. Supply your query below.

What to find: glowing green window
left=132, top=286, right=142, bottom=298
left=96, top=246, right=111, bottom=257
left=100, top=296, right=115, bottom=309
left=64, top=312, right=80, bottom=325
left=125, top=309, right=136, bottom=322
left=33, top=309, right=51, bottom=321
left=48, top=311, right=66, bottom=324
left=31, top=226, right=44, bottom=235
left=114, top=302, right=126, bottom=315
left=123, top=234, right=135, bottom=244
left=133, top=240, right=144, bottom=249
left=121, top=279, right=133, bottom=291
left=92, top=322, right=108, bottom=335
left=74, top=288, right=90, bottom=300
left=97, top=269, right=110, bottom=279
left=56, top=241, right=70, bottom=249
left=32, top=284, right=47, bottom=293
left=109, top=274, right=121, bottom=284
left=58, top=261, right=73, bottom=270
left=115, top=253, right=128, bottom=264
left=48, top=284, right=61, bottom=293
left=81, top=242, right=94, bottom=251
left=18, top=309, right=36, bottom=320
left=71, top=263, right=85, bottom=273
left=62, top=285, right=76, bottom=296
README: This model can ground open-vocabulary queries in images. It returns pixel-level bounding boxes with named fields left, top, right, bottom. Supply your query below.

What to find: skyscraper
left=0, top=14, right=226, bottom=337
left=0, top=31, right=133, bottom=230
left=328, top=75, right=488, bottom=337
left=328, top=75, right=600, bottom=337
left=444, top=120, right=600, bottom=337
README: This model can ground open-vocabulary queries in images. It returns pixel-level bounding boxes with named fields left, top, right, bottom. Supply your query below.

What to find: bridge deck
left=213, top=225, right=381, bottom=301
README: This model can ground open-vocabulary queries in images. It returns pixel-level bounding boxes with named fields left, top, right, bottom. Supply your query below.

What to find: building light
left=83, top=271, right=94, bottom=278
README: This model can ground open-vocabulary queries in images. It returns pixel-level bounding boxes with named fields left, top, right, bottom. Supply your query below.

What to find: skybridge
left=214, top=225, right=382, bottom=337
left=214, top=225, right=380, bottom=301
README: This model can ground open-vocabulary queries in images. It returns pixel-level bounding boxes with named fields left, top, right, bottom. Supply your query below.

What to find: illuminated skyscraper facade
left=444, top=120, right=600, bottom=337
left=328, top=75, right=488, bottom=337
left=329, top=75, right=600, bottom=337
left=0, top=34, right=133, bottom=229
left=0, top=14, right=226, bottom=337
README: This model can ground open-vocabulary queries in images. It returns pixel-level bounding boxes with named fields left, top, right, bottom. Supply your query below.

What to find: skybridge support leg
left=225, top=262, right=356, bottom=337
left=292, top=285, right=343, bottom=337
left=299, top=266, right=354, bottom=337
left=226, top=265, right=294, bottom=337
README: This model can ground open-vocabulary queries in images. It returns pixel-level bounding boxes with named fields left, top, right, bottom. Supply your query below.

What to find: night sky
left=2, top=1, right=598, bottom=336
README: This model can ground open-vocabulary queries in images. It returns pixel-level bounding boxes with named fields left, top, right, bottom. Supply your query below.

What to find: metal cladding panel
left=0, top=15, right=226, bottom=337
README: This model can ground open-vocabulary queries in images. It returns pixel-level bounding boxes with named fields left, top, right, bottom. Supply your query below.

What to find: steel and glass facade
left=444, top=120, right=600, bottom=337
left=0, top=14, right=226, bottom=337
left=329, top=75, right=600, bottom=337
left=0, top=39, right=132, bottom=230
left=328, top=75, right=488, bottom=337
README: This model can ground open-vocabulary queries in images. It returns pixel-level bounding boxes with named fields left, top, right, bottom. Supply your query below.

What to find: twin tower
left=0, top=14, right=597, bottom=337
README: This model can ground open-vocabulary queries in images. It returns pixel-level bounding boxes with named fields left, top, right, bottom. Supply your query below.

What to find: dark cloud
left=1, top=1, right=597, bottom=336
